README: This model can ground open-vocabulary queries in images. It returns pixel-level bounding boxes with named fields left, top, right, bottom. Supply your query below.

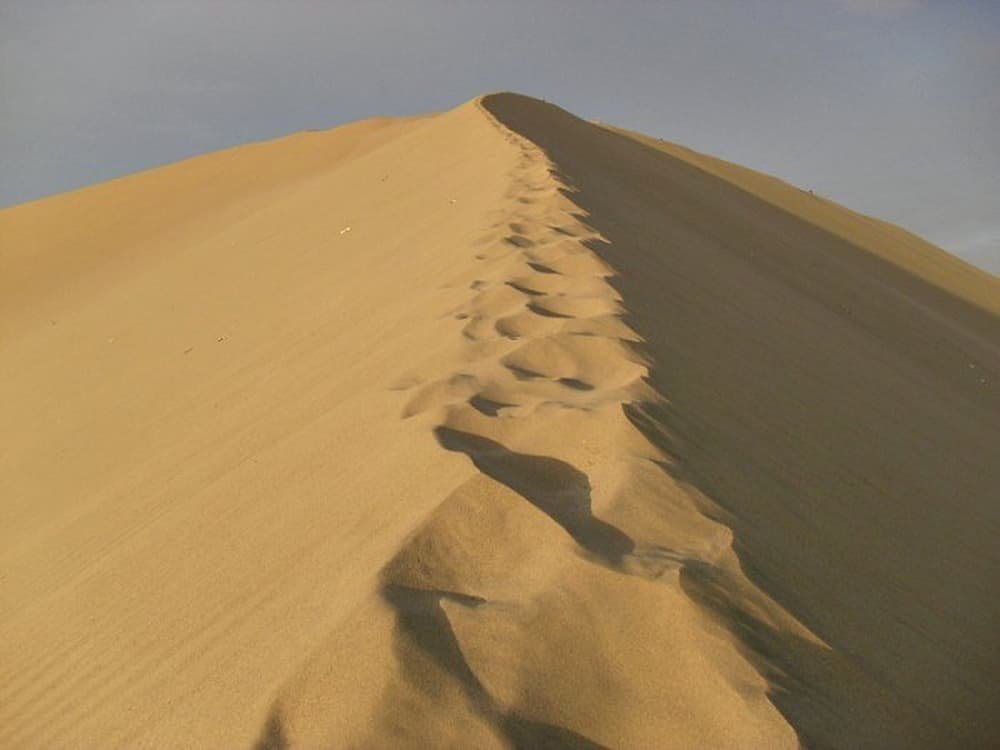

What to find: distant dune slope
left=1, top=93, right=997, bottom=749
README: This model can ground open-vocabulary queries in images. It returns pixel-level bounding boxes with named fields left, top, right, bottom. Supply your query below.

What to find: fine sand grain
left=1, top=93, right=997, bottom=748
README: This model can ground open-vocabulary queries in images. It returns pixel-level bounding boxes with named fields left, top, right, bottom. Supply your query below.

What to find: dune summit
left=1, top=93, right=998, bottom=749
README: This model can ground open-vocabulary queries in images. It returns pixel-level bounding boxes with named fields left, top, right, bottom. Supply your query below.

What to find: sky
left=2, top=1, right=998, bottom=273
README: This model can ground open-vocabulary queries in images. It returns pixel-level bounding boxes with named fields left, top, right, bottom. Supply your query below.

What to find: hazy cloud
left=837, top=0, right=918, bottom=16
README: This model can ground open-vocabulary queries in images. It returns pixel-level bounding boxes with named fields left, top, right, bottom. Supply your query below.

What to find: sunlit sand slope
left=1, top=92, right=997, bottom=749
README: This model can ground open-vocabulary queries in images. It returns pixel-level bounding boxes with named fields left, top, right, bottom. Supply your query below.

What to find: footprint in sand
left=433, top=426, right=635, bottom=567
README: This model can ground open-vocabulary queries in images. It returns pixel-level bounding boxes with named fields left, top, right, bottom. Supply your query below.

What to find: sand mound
left=1, top=93, right=997, bottom=749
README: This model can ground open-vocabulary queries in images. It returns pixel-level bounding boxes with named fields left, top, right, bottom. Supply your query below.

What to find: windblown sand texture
left=2, top=93, right=998, bottom=749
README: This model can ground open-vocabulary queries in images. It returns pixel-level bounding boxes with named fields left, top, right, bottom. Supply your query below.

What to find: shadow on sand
left=434, top=426, right=635, bottom=567
left=382, top=584, right=608, bottom=750
left=483, top=92, right=1000, bottom=749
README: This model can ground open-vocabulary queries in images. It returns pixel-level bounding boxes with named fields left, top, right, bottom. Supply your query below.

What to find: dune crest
left=1, top=93, right=997, bottom=749
left=267, top=106, right=807, bottom=748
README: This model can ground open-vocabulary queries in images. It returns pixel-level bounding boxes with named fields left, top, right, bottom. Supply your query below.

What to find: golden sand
left=1, top=93, right=997, bottom=748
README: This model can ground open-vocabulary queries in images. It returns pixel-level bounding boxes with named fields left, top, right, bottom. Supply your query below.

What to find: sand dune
left=1, top=93, right=997, bottom=748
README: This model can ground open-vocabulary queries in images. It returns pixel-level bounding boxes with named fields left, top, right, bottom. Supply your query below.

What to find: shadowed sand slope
left=1, top=92, right=997, bottom=749
left=483, top=93, right=1000, bottom=749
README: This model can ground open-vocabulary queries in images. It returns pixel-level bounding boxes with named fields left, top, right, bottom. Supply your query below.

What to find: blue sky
left=2, top=0, right=997, bottom=272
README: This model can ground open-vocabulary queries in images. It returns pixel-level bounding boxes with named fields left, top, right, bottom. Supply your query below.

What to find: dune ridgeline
left=1, top=93, right=998, bottom=749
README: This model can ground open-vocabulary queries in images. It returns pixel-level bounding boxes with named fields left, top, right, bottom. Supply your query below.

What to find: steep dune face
left=1, top=93, right=997, bottom=749
left=483, top=93, right=1000, bottom=749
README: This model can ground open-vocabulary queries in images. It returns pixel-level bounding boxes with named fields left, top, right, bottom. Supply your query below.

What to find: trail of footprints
left=374, top=134, right=678, bottom=743
left=391, top=132, right=698, bottom=580
left=403, top=145, right=645, bottom=422
left=357, top=119, right=786, bottom=747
